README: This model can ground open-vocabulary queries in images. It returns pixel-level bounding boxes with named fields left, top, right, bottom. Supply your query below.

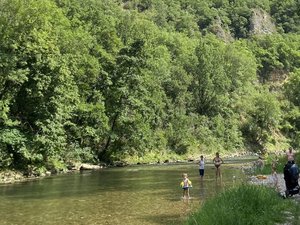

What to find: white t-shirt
left=199, top=159, right=205, bottom=170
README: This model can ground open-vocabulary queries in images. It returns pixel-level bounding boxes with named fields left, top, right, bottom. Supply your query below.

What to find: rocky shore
left=249, top=173, right=285, bottom=193
left=249, top=173, right=300, bottom=200
left=0, top=170, right=31, bottom=184
left=0, top=163, right=106, bottom=184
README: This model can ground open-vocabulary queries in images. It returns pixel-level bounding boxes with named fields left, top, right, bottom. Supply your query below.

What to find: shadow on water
left=0, top=160, right=252, bottom=225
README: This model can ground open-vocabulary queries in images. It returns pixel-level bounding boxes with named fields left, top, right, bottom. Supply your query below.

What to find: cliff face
left=210, top=17, right=234, bottom=42
left=209, top=8, right=276, bottom=41
left=250, top=8, right=277, bottom=35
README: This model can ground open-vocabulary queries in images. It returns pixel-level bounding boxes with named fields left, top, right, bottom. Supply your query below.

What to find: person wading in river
left=180, top=173, right=192, bottom=199
left=199, top=155, right=205, bottom=181
left=213, top=152, right=223, bottom=179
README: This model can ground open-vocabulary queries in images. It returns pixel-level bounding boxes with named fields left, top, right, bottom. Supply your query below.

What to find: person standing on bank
left=199, top=155, right=205, bottom=181
left=213, top=152, right=223, bottom=179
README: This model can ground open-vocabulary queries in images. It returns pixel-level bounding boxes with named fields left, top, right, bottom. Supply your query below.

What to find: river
left=0, top=159, right=252, bottom=225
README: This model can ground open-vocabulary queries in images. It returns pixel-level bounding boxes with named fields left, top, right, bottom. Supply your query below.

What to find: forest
left=0, top=0, right=300, bottom=173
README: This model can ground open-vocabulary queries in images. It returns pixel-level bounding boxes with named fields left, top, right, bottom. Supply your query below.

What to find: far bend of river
left=0, top=158, right=254, bottom=225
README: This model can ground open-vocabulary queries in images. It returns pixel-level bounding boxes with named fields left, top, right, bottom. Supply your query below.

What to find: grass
left=184, top=185, right=297, bottom=225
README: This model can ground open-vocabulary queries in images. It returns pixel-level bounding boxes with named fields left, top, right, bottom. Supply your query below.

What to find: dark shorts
left=199, top=169, right=204, bottom=176
left=182, top=187, right=189, bottom=190
left=215, top=164, right=220, bottom=168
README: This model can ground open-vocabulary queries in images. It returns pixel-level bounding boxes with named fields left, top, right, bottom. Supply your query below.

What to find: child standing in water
left=180, top=173, right=192, bottom=199
left=199, top=155, right=205, bottom=181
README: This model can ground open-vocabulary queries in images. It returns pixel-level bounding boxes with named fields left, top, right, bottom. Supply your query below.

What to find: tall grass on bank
left=184, top=185, right=295, bottom=225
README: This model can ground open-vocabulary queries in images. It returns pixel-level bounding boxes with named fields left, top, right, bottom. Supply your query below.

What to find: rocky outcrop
left=250, top=8, right=276, bottom=35
left=209, top=17, right=233, bottom=42
left=0, top=170, right=26, bottom=184
left=79, top=163, right=103, bottom=170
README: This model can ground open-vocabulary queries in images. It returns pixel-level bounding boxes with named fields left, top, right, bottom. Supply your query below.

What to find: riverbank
left=250, top=173, right=300, bottom=202
left=0, top=162, right=102, bottom=184
left=0, top=170, right=28, bottom=184
left=184, top=171, right=300, bottom=225
left=184, top=184, right=297, bottom=225
left=249, top=173, right=290, bottom=196
left=250, top=173, right=300, bottom=225
left=0, top=154, right=256, bottom=184
left=183, top=152, right=300, bottom=225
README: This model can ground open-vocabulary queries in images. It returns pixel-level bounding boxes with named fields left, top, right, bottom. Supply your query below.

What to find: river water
left=0, top=160, right=251, bottom=225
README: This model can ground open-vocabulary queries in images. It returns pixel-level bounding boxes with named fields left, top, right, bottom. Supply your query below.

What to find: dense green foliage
left=184, top=185, right=297, bottom=225
left=0, top=0, right=300, bottom=172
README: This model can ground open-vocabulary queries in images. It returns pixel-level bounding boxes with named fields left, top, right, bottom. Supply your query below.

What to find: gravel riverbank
left=249, top=173, right=300, bottom=200
left=249, top=173, right=285, bottom=192
left=0, top=170, right=29, bottom=184
left=250, top=173, right=300, bottom=225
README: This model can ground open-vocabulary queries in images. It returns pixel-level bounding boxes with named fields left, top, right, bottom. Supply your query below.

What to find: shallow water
left=0, top=161, right=250, bottom=225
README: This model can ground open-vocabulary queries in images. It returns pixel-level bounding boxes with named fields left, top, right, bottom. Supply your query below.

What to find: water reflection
left=0, top=162, right=250, bottom=225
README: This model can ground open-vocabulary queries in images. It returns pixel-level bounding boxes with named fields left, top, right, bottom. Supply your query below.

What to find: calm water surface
left=0, top=160, right=252, bottom=225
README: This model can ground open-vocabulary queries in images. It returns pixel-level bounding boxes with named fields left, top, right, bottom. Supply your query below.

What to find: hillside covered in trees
left=0, top=0, right=300, bottom=173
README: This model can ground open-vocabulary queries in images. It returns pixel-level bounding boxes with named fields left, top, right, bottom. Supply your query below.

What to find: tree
left=190, top=36, right=230, bottom=116
left=242, top=88, right=281, bottom=149
left=270, top=0, right=300, bottom=33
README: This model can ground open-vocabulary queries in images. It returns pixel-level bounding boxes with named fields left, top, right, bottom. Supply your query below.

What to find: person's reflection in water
left=214, top=178, right=224, bottom=194
left=179, top=199, right=192, bottom=221
left=199, top=179, right=205, bottom=198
